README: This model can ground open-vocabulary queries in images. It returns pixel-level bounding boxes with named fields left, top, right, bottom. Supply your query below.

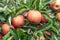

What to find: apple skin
left=10, top=25, right=15, bottom=29
left=12, top=15, right=25, bottom=28
left=23, top=12, right=28, bottom=18
left=2, top=24, right=10, bottom=35
left=0, top=34, right=2, bottom=39
left=50, top=0, right=60, bottom=10
left=41, top=15, right=48, bottom=22
left=23, top=10, right=29, bottom=18
left=27, top=10, right=42, bottom=24
left=44, top=30, right=51, bottom=36
left=56, top=12, right=60, bottom=21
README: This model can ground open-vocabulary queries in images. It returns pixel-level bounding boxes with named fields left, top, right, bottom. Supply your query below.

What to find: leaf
left=50, top=32, right=59, bottom=40
left=7, top=36, right=13, bottom=40
left=2, top=32, right=10, bottom=40
left=17, top=28, right=26, bottom=39
left=16, top=8, right=27, bottom=15
left=0, top=15, right=6, bottom=22
left=7, top=0, right=10, bottom=3
left=26, top=0, right=34, bottom=9
left=33, top=0, right=40, bottom=10
left=30, top=37, right=35, bottom=40
left=10, top=29, right=19, bottom=40
left=8, top=16, right=11, bottom=25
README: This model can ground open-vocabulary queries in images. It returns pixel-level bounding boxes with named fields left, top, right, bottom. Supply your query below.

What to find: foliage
left=0, top=0, right=60, bottom=40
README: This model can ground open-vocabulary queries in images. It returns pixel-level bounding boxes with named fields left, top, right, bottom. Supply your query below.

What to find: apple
left=56, top=12, right=60, bottom=21
left=0, top=34, right=2, bottom=39
left=23, top=10, right=29, bottom=18
left=44, top=30, right=51, bottom=35
left=41, top=15, right=48, bottom=22
left=12, top=15, right=25, bottom=28
left=50, top=0, right=60, bottom=10
left=27, top=10, right=41, bottom=24
left=10, top=25, right=15, bottom=29
left=2, top=24, right=10, bottom=34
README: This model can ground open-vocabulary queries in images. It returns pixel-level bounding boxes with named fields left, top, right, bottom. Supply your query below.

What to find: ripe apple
left=10, top=25, right=15, bottom=29
left=23, top=10, right=29, bottom=18
left=12, top=15, right=25, bottom=28
left=44, top=30, right=51, bottom=35
left=2, top=24, right=10, bottom=34
left=27, top=10, right=41, bottom=24
left=41, top=15, right=48, bottom=22
left=0, top=34, right=2, bottom=39
left=56, top=12, right=60, bottom=21
left=50, top=0, right=60, bottom=10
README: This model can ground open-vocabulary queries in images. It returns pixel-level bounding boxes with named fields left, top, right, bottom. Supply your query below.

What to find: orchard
left=0, top=0, right=60, bottom=40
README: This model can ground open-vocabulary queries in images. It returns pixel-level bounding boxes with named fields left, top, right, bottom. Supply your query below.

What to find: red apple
left=23, top=12, right=28, bottom=18
left=27, top=10, right=41, bottom=24
left=44, top=30, right=51, bottom=35
left=10, top=25, right=15, bottom=29
left=0, top=34, right=2, bottom=39
left=23, top=11, right=28, bottom=18
left=56, top=12, right=60, bottom=21
left=41, top=15, right=48, bottom=22
left=12, top=15, right=25, bottom=28
left=2, top=24, right=10, bottom=34
left=50, top=0, right=60, bottom=10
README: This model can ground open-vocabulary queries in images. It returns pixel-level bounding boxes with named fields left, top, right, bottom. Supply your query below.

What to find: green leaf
left=2, top=32, right=10, bottom=40
left=30, top=37, right=35, bottom=40
left=7, top=36, right=13, bottom=40
left=16, top=8, right=27, bottom=15
left=8, top=16, right=11, bottom=25
left=17, top=29, right=26, bottom=39
left=10, top=29, right=19, bottom=40
left=50, top=32, right=59, bottom=40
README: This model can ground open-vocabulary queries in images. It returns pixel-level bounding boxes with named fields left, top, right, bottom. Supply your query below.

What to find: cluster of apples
left=50, top=0, right=60, bottom=21
left=0, top=0, right=60, bottom=39
left=0, top=10, right=48, bottom=36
